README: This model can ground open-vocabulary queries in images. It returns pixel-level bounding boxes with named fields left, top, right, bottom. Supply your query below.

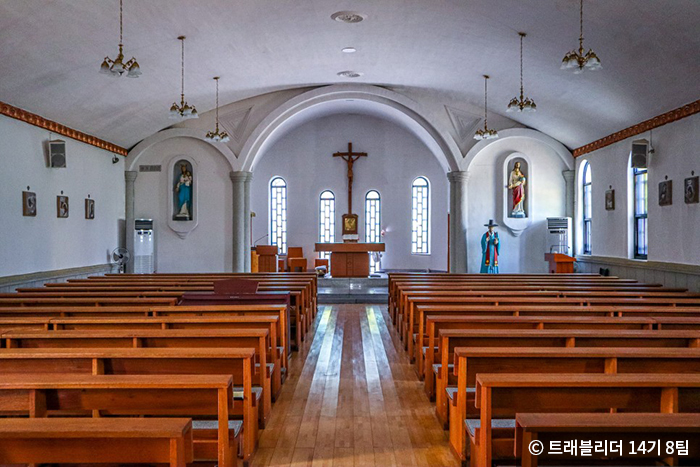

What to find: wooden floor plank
left=250, top=304, right=457, bottom=467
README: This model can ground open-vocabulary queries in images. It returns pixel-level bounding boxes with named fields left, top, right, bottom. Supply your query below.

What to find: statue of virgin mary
left=174, top=163, right=193, bottom=220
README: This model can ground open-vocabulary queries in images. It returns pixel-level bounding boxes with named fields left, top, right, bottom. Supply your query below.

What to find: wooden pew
left=435, top=329, right=700, bottom=425
left=0, top=347, right=258, bottom=460
left=515, top=413, right=700, bottom=467
left=0, top=317, right=52, bottom=332
left=2, top=328, right=273, bottom=428
left=0, top=297, right=178, bottom=307
left=0, top=418, right=193, bottom=467
left=450, top=347, right=700, bottom=459
left=417, top=315, right=656, bottom=378
left=0, top=374, right=238, bottom=467
left=470, top=373, right=700, bottom=467
left=50, top=314, right=286, bottom=396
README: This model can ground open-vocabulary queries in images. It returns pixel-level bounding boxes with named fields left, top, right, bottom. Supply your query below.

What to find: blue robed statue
left=480, top=219, right=500, bottom=274
left=174, top=163, right=193, bottom=220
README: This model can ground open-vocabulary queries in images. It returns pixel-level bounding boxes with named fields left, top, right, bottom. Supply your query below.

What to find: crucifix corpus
left=333, top=142, right=367, bottom=240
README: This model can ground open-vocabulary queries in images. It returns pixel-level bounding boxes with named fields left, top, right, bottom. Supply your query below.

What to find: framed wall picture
left=658, top=180, right=672, bottom=206
left=57, top=195, right=69, bottom=218
left=685, top=176, right=699, bottom=204
left=605, top=189, right=615, bottom=211
left=22, top=191, right=37, bottom=217
left=85, top=198, right=95, bottom=219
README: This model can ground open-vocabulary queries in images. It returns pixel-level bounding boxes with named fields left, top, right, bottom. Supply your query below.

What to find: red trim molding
left=573, top=99, right=700, bottom=157
left=0, top=101, right=127, bottom=156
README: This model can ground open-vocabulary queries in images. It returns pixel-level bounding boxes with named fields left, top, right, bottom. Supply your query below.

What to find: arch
left=461, top=128, right=573, bottom=173
left=126, top=127, right=237, bottom=172
left=239, top=84, right=461, bottom=173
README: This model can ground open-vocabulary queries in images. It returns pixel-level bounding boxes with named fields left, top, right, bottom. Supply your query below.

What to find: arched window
left=269, top=177, right=287, bottom=255
left=318, top=190, right=335, bottom=260
left=365, top=190, right=381, bottom=273
left=411, top=176, right=430, bottom=254
left=582, top=161, right=592, bottom=254
left=633, top=167, right=648, bottom=259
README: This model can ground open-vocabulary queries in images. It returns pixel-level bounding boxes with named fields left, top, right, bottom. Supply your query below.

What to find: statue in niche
left=174, top=161, right=193, bottom=220
left=507, top=161, right=527, bottom=218
left=480, top=219, right=500, bottom=274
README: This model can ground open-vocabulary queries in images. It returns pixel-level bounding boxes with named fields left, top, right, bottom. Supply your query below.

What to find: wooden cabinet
left=314, top=243, right=385, bottom=277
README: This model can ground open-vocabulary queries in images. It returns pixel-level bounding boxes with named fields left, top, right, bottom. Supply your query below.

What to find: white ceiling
left=1, top=0, right=698, bottom=150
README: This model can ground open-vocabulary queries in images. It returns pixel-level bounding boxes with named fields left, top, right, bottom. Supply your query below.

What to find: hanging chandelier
left=474, top=75, right=499, bottom=141
left=507, top=33, right=536, bottom=113
left=99, top=0, right=141, bottom=78
left=205, top=77, right=230, bottom=143
left=561, top=0, right=602, bottom=73
left=169, top=36, right=198, bottom=119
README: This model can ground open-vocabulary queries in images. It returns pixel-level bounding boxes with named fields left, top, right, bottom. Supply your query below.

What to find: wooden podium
left=255, top=245, right=279, bottom=272
left=314, top=243, right=385, bottom=277
left=544, top=253, right=576, bottom=274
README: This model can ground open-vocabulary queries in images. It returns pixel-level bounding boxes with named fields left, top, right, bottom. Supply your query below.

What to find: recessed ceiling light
left=331, top=11, right=366, bottom=23
left=342, top=47, right=357, bottom=54
left=337, top=70, right=363, bottom=78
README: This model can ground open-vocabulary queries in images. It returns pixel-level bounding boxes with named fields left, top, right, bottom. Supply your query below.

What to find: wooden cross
left=333, top=142, right=367, bottom=214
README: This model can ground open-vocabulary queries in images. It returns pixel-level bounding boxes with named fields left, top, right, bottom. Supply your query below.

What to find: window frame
left=633, top=166, right=648, bottom=259
left=411, top=176, right=431, bottom=255
left=269, top=176, right=288, bottom=255
left=364, top=190, right=382, bottom=273
left=318, top=190, right=335, bottom=260
left=582, top=161, right=592, bottom=255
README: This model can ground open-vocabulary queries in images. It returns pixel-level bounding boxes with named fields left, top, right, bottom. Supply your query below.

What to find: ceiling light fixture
left=205, top=77, right=230, bottom=143
left=342, top=47, right=357, bottom=54
left=474, top=75, right=499, bottom=141
left=337, top=70, right=363, bottom=78
left=99, top=0, right=141, bottom=78
left=169, top=36, right=198, bottom=119
left=561, top=0, right=602, bottom=73
left=331, top=11, right=366, bottom=23
left=507, top=33, right=536, bottom=113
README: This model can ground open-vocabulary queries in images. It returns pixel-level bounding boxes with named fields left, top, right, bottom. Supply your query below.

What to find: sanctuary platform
left=318, top=276, right=388, bottom=304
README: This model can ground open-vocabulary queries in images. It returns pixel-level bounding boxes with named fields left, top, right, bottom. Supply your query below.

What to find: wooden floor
left=251, top=304, right=457, bottom=467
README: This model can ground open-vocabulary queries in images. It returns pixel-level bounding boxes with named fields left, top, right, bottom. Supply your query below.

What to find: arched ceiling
left=1, top=0, right=698, bottom=150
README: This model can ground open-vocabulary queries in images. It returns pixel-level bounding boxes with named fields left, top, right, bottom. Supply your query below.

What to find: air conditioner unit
left=48, top=139, right=66, bottom=168
left=630, top=138, right=649, bottom=169
left=546, top=217, right=572, bottom=256
left=133, top=219, right=155, bottom=274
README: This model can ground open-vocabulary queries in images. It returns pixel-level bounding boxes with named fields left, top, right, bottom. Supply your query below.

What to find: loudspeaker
left=630, top=139, right=648, bottom=169
left=49, top=139, right=66, bottom=168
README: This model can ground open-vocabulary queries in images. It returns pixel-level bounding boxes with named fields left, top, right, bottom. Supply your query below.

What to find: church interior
left=0, top=1, right=699, bottom=466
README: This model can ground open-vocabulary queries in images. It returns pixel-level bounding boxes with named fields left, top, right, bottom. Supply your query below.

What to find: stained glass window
left=269, top=177, right=287, bottom=255
left=318, top=190, right=335, bottom=260
left=582, top=161, right=592, bottom=254
left=365, top=190, right=381, bottom=273
left=411, top=177, right=430, bottom=254
left=633, top=167, right=648, bottom=259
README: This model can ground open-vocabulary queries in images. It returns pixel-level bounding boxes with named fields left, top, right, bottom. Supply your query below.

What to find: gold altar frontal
left=314, top=243, right=385, bottom=277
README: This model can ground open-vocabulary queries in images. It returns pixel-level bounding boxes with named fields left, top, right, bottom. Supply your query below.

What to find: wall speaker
left=49, top=139, right=66, bottom=168
left=630, top=139, right=649, bottom=169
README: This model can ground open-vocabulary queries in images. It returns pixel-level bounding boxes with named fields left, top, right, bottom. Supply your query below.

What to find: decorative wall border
left=573, top=99, right=700, bottom=157
left=0, top=101, right=127, bottom=156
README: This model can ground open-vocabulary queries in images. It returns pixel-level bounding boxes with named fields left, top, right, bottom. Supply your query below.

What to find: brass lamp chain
left=519, top=33, right=524, bottom=101
left=579, top=0, right=584, bottom=53
left=119, top=0, right=123, bottom=46
left=215, top=77, right=220, bottom=132
left=484, top=75, right=488, bottom=128
left=181, top=37, right=185, bottom=106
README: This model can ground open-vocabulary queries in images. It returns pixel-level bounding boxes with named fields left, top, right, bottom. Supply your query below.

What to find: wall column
left=230, top=171, right=254, bottom=272
left=447, top=171, right=470, bottom=273
left=562, top=170, right=575, bottom=219
left=124, top=171, right=138, bottom=273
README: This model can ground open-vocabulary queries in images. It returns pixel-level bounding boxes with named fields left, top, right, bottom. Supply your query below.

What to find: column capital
left=562, top=169, right=575, bottom=182
left=229, top=171, right=253, bottom=183
left=125, top=171, right=138, bottom=182
left=447, top=170, right=470, bottom=184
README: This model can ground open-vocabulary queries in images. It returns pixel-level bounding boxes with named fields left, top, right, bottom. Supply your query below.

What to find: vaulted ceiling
left=1, top=0, right=698, bottom=151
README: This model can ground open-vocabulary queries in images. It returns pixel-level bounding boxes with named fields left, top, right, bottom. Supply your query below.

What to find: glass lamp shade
left=189, top=107, right=198, bottom=119
left=126, top=60, right=141, bottom=78
left=169, top=103, right=181, bottom=119
left=182, top=104, right=192, bottom=117
left=584, top=50, right=602, bottom=70
left=99, top=59, right=112, bottom=74
left=111, top=61, right=125, bottom=75
left=506, top=97, right=519, bottom=112
left=220, top=133, right=230, bottom=143
left=522, top=98, right=536, bottom=112
left=485, top=129, right=499, bottom=139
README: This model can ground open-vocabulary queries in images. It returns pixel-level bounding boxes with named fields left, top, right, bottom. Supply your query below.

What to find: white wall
left=575, top=113, right=700, bottom=266
left=466, top=136, right=570, bottom=273
left=131, top=137, right=234, bottom=273
left=0, top=115, right=125, bottom=277
left=251, top=114, right=449, bottom=272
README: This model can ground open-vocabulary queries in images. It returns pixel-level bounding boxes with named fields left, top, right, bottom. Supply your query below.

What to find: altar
left=314, top=243, right=385, bottom=277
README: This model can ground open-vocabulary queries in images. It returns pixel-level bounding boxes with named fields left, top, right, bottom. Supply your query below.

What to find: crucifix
left=333, top=142, right=367, bottom=214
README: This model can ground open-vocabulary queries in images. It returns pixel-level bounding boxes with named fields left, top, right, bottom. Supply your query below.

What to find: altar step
left=317, top=277, right=388, bottom=304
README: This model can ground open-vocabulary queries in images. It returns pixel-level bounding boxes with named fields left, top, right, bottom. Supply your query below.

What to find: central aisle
left=252, top=304, right=458, bottom=467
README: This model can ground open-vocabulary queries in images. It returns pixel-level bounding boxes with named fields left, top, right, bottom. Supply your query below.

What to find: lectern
left=544, top=253, right=576, bottom=274
left=255, top=245, right=279, bottom=272
left=315, top=243, right=385, bottom=277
